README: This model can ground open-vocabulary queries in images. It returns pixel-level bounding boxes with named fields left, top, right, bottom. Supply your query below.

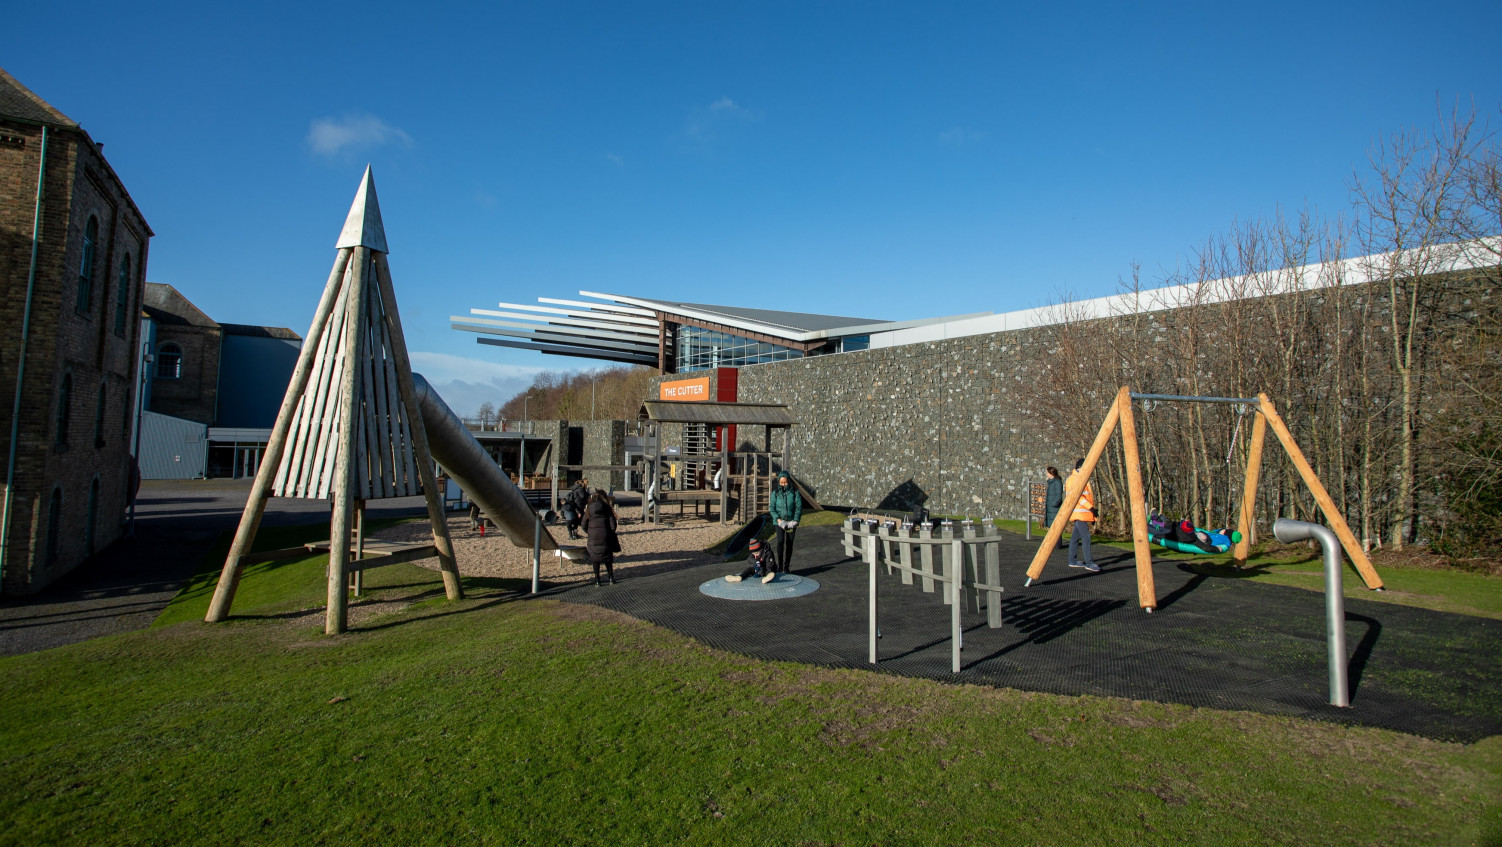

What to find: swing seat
left=1150, top=528, right=1242, bottom=555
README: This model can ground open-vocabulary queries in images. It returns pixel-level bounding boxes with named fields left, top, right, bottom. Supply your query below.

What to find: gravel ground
left=370, top=505, right=744, bottom=584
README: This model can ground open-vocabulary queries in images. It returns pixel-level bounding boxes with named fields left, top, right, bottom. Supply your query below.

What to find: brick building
left=0, top=68, right=152, bottom=595
left=136, top=282, right=301, bottom=480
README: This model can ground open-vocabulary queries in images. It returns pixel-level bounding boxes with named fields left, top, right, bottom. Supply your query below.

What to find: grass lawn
left=2, top=521, right=1499, bottom=845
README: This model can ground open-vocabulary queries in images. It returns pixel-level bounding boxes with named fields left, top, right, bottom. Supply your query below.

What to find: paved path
left=562, top=523, right=1502, bottom=742
left=0, top=478, right=431, bottom=657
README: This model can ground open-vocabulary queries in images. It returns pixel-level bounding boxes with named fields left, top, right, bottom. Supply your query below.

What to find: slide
left=412, top=374, right=574, bottom=557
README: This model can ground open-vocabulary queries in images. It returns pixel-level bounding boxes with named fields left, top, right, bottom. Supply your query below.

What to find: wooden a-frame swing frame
left=1027, top=386, right=1384, bottom=610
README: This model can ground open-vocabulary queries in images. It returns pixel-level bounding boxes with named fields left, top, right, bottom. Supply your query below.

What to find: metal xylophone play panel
left=841, top=517, right=1007, bottom=673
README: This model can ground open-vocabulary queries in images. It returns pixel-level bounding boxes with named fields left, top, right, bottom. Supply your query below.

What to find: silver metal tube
left=410, top=373, right=560, bottom=554
left=1273, top=518, right=1350, bottom=707
left=951, top=539, right=963, bottom=673
left=866, top=535, right=878, bottom=664
left=1, top=125, right=49, bottom=595
left=1129, top=393, right=1259, bottom=405
left=531, top=512, right=542, bottom=595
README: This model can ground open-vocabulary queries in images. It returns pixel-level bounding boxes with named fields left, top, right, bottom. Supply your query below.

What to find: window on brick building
left=56, top=374, right=72, bottom=447
left=156, top=343, right=182, bottom=380
left=45, top=488, right=62, bottom=564
left=85, top=478, right=100, bottom=555
left=114, top=254, right=131, bottom=336
left=78, top=216, right=98, bottom=314
left=94, top=382, right=107, bottom=447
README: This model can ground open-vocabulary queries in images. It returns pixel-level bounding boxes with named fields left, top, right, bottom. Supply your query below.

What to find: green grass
left=0, top=528, right=1500, bottom=845
left=155, top=517, right=416, bottom=627
left=994, top=519, right=1502, bottom=621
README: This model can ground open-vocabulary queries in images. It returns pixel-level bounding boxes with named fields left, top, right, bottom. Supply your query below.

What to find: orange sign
left=659, top=376, right=711, bottom=401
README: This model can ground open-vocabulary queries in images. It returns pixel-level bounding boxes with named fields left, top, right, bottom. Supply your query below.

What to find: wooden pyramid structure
left=206, top=167, right=461, bottom=634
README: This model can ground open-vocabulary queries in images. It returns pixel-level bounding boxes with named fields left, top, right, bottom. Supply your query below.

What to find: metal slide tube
left=411, top=374, right=561, bottom=554
left=1272, top=518, right=1350, bottom=707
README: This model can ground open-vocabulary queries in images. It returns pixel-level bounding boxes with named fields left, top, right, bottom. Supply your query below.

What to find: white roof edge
left=869, top=236, right=1502, bottom=349
left=800, top=311, right=995, bottom=340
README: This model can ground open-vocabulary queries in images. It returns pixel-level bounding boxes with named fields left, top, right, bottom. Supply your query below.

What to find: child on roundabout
left=725, top=537, right=779, bottom=584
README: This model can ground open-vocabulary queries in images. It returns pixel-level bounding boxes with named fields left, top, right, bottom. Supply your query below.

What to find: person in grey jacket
left=769, top=470, right=802, bottom=573
left=1043, top=466, right=1065, bottom=548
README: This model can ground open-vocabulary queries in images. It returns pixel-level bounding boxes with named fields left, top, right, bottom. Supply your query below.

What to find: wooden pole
left=1026, top=393, right=1122, bottom=581
left=373, top=253, right=463, bottom=601
left=326, top=247, right=370, bottom=635
left=207, top=247, right=352, bottom=622
left=1116, top=386, right=1156, bottom=610
left=1256, top=393, right=1383, bottom=589
left=352, top=499, right=365, bottom=596
left=1232, top=411, right=1267, bottom=567
left=719, top=426, right=729, bottom=525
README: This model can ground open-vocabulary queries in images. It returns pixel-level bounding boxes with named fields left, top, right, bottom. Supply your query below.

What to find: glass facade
left=675, top=325, right=805, bottom=372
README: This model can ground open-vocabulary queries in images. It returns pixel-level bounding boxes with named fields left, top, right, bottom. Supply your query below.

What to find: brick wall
left=0, top=120, right=150, bottom=594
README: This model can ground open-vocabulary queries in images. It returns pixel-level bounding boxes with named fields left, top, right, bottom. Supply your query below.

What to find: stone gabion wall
left=578, top=419, right=626, bottom=490
left=733, top=324, right=1072, bottom=518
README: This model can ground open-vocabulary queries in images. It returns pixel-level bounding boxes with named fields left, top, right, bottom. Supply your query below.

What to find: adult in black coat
left=582, top=491, right=620, bottom=585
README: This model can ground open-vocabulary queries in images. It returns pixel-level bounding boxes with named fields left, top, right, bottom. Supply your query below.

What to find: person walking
left=565, top=479, right=589, bottom=539
left=1043, top=466, right=1063, bottom=544
left=768, top=470, right=802, bottom=573
left=582, top=490, right=620, bottom=585
left=1067, top=458, right=1100, bottom=572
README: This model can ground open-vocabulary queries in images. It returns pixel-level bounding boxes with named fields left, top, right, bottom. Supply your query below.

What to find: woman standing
left=1043, top=466, right=1063, bottom=526
left=582, top=490, right=620, bottom=585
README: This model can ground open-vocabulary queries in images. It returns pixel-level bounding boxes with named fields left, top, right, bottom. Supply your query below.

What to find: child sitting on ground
left=726, top=538, right=778, bottom=584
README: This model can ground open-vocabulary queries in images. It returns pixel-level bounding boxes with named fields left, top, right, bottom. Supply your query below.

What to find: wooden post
left=353, top=499, right=365, bottom=597
left=719, top=428, right=729, bottom=525
left=982, top=521, right=1002, bottom=628
left=918, top=522, right=935, bottom=593
left=1232, top=411, right=1267, bottom=567
left=206, top=247, right=352, bottom=622
left=1026, top=393, right=1122, bottom=582
left=939, top=522, right=955, bottom=606
left=373, top=254, right=463, bottom=601
left=898, top=524, right=915, bottom=586
left=326, top=247, right=370, bottom=635
left=1115, top=386, right=1156, bottom=610
left=1256, top=393, right=1383, bottom=589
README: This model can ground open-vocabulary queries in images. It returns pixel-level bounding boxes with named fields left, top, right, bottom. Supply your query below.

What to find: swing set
left=1026, top=386, right=1384, bottom=611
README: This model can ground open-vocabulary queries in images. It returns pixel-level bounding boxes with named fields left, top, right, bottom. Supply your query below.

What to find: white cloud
left=939, top=126, right=987, bottom=147
left=684, top=96, right=763, bottom=140
left=408, top=351, right=550, bottom=417
left=606, top=152, right=624, bottom=166
left=307, top=114, right=414, bottom=157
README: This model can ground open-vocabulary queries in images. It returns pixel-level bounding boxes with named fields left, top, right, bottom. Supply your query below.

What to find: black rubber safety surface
left=559, top=524, right=1502, bottom=742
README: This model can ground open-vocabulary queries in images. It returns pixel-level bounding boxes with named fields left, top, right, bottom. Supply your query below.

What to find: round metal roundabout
left=698, top=572, right=820, bottom=601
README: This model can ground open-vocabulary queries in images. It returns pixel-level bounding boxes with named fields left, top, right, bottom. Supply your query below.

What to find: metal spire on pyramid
left=206, top=166, right=462, bottom=634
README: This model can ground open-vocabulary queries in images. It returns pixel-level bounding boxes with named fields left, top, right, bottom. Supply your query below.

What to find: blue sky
left=5, top=1, right=1499, bottom=415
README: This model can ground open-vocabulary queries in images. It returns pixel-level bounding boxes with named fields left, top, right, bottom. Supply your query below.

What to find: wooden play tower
left=205, top=167, right=462, bottom=634
left=1027, top=386, right=1384, bottom=611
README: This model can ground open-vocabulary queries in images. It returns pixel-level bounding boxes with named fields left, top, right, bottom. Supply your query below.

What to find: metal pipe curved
left=1273, top=518, right=1350, bottom=707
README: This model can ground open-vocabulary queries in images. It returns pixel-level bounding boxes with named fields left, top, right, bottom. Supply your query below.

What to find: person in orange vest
left=1068, top=457, right=1100, bottom=572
